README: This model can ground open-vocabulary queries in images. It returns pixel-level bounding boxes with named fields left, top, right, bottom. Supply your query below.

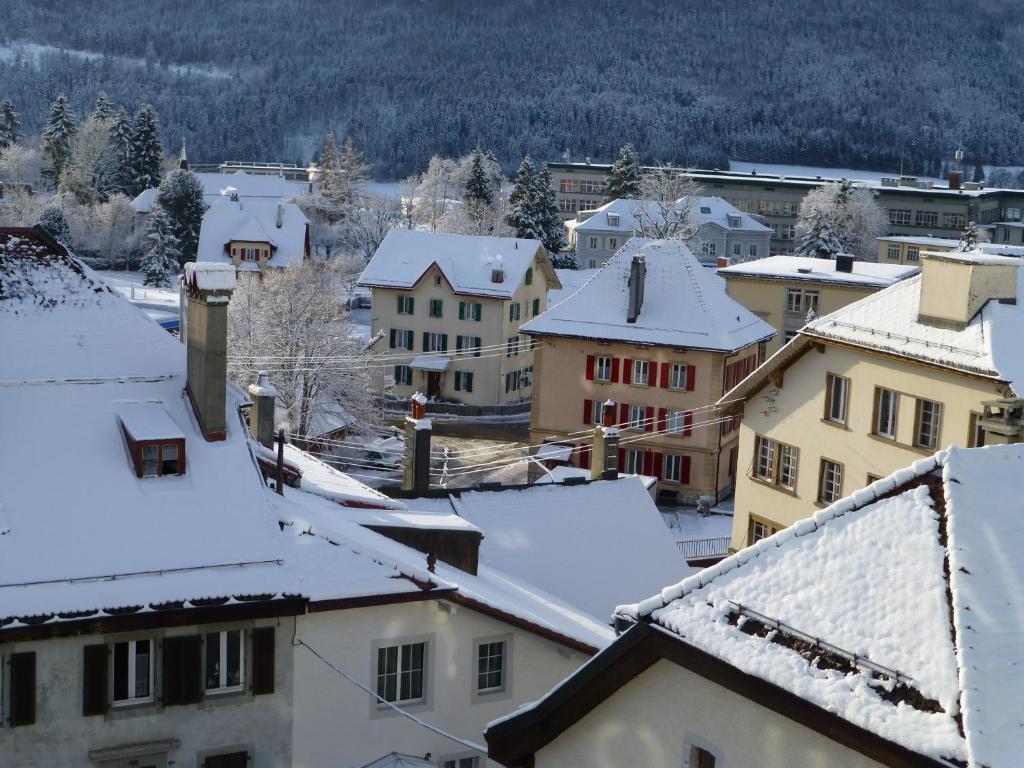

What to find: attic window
left=607, top=213, right=620, bottom=226
left=700, top=206, right=712, bottom=214
left=491, top=269, right=505, bottom=283
left=117, top=402, right=187, bottom=478
left=727, top=215, right=742, bottom=228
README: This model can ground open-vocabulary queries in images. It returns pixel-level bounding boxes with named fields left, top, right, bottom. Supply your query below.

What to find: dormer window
left=700, top=206, right=712, bottom=214
left=491, top=269, right=505, bottom=283
left=607, top=213, right=620, bottom=227
left=118, top=402, right=186, bottom=478
left=728, top=215, right=742, bottom=228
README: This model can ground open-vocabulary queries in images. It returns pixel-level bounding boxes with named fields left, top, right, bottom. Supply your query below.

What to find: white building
left=197, top=198, right=310, bottom=272
left=131, top=170, right=317, bottom=215
left=487, top=443, right=1024, bottom=768
left=569, top=197, right=772, bottom=269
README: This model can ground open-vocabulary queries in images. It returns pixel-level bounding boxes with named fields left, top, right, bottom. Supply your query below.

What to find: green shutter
left=466, top=372, right=474, bottom=392
left=408, top=297, right=414, bottom=314
left=533, top=298, right=540, bottom=316
left=389, top=329, right=396, bottom=348
left=459, top=301, right=465, bottom=320
left=456, top=335, right=463, bottom=353
left=474, top=303, right=482, bottom=321
left=454, top=372, right=461, bottom=391
left=396, top=296, right=403, bottom=313
left=441, top=334, right=448, bottom=352
left=525, top=267, right=533, bottom=285
left=475, top=337, right=482, bottom=357
left=422, top=332, right=429, bottom=351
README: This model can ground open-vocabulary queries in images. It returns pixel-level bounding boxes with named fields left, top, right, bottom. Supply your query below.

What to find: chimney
left=276, top=202, right=284, bottom=229
left=948, top=170, right=962, bottom=191
left=717, top=255, right=731, bottom=269
left=978, top=399, right=1024, bottom=445
left=835, top=254, right=854, bottom=273
left=627, top=254, right=646, bottom=323
left=590, top=400, right=620, bottom=481
left=917, top=251, right=1019, bottom=330
left=248, top=370, right=278, bottom=449
left=183, top=263, right=236, bottom=441
left=230, top=189, right=240, bottom=203
left=402, top=393, right=432, bottom=491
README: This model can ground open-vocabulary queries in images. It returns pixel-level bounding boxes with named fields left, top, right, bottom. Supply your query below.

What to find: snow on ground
left=660, top=500, right=734, bottom=542
left=0, top=41, right=232, bottom=79
left=98, top=270, right=180, bottom=308
left=366, top=181, right=404, bottom=200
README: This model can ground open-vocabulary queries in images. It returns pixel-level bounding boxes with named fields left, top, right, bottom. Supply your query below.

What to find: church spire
left=178, top=137, right=189, bottom=171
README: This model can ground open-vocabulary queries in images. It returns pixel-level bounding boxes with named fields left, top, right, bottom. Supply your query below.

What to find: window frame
left=663, top=453, right=682, bottom=483
left=748, top=514, right=780, bottom=544
left=818, top=458, right=844, bottom=505
left=595, top=356, right=612, bottom=383
left=873, top=387, right=899, bottom=440
left=472, top=635, right=512, bottom=701
left=624, top=449, right=644, bottom=474
left=373, top=639, right=428, bottom=709
left=628, top=404, right=646, bottom=430
left=429, top=298, right=444, bottom=318
left=112, top=637, right=154, bottom=707
left=632, top=360, right=650, bottom=386
left=752, top=435, right=798, bottom=492
left=205, top=629, right=245, bottom=695
left=824, top=373, right=850, bottom=425
left=914, top=398, right=943, bottom=450
left=669, top=362, right=688, bottom=390
left=968, top=411, right=986, bottom=448
left=397, top=295, right=414, bottom=315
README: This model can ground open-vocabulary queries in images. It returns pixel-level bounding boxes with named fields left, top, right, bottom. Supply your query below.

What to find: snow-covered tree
left=79, top=193, right=140, bottom=269
left=59, top=116, right=118, bottom=205
left=794, top=179, right=886, bottom=259
left=336, top=134, right=370, bottom=213
left=154, top=169, right=207, bottom=263
left=316, top=132, right=343, bottom=209
left=415, top=155, right=457, bottom=232
left=0, top=99, right=20, bottom=151
left=535, top=166, right=568, bottom=254
left=227, top=260, right=377, bottom=438
left=507, top=156, right=543, bottom=240
left=633, top=164, right=702, bottom=240
left=604, top=143, right=642, bottom=201
left=551, top=249, right=580, bottom=269
left=42, top=93, right=77, bottom=186
left=36, top=205, right=75, bottom=250
left=795, top=207, right=844, bottom=258
left=448, top=148, right=505, bottom=235
left=462, top=149, right=496, bottom=208
left=128, top=104, right=163, bottom=196
left=399, top=174, right=421, bottom=229
left=342, top=193, right=403, bottom=261
left=139, top=206, right=181, bottom=286
left=91, top=92, right=114, bottom=121
left=0, top=143, right=40, bottom=185
left=109, top=107, right=134, bottom=195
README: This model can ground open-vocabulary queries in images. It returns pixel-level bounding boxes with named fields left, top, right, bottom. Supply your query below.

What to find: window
left=701, top=242, right=716, bottom=257
left=688, top=746, right=717, bottom=768
left=890, top=208, right=911, bottom=226
left=915, top=399, right=942, bottom=449
left=394, top=365, right=412, bottom=386
left=667, top=409, right=686, bottom=434
left=206, top=752, right=250, bottom=768
left=424, top=332, right=447, bottom=352
left=732, top=242, right=741, bottom=257
left=607, top=213, right=620, bottom=227
left=968, top=412, right=986, bottom=448
left=608, top=236, right=619, bottom=250
left=669, top=363, right=689, bottom=390
left=754, top=435, right=776, bottom=482
left=524, top=267, right=533, bottom=286
left=206, top=630, right=244, bottom=693
left=397, top=295, right=414, bottom=315
left=442, top=758, right=480, bottom=768
left=454, top=371, right=474, bottom=392
left=944, top=212, right=967, bottom=230
left=785, top=288, right=818, bottom=315
left=625, top=449, right=644, bottom=474
left=632, top=360, right=649, bottom=386
left=727, top=215, right=742, bottom=228
left=588, top=236, right=599, bottom=250
left=874, top=388, right=899, bottom=439
left=777, top=444, right=798, bottom=489
left=596, top=356, right=612, bottom=382
left=664, top=453, right=682, bottom=482
left=819, top=459, right=843, bottom=504
left=887, top=244, right=901, bottom=260
left=532, top=297, right=540, bottom=316
left=137, top=442, right=181, bottom=477
left=757, top=341, right=767, bottom=365
left=389, top=329, right=414, bottom=350
left=628, top=404, right=646, bottom=430
left=508, top=302, right=521, bottom=322
left=376, top=642, right=425, bottom=704
left=749, top=515, right=780, bottom=544
left=476, top=640, right=506, bottom=693
left=459, top=301, right=483, bottom=321
left=748, top=243, right=757, bottom=258
left=456, top=335, right=481, bottom=357
left=113, top=639, right=153, bottom=705
left=783, top=330, right=798, bottom=344
left=779, top=224, right=795, bottom=240
left=783, top=201, right=800, bottom=217
left=906, top=246, right=920, bottom=262
left=824, top=373, right=849, bottom=424
left=506, top=336, right=519, bottom=357
left=588, top=259, right=597, bottom=268
left=915, top=210, right=939, bottom=228
left=753, top=435, right=798, bottom=490
left=429, top=299, right=443, bottom=318
left=1004, top=207, right=1022, bottom=222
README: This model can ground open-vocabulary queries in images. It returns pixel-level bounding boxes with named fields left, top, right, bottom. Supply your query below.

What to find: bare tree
left=633, top=164, right=703, bottom=240
left=59, top=117, right=118, bottom=205
left=0, top=143, right=41, bottom=186
left=80, top=194, right=140, bottom=268
left=414, top=156, right=457, bottom=232
left=399, top=174, right=421, bottom=229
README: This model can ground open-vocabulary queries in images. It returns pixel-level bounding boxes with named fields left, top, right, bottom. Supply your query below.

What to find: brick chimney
left=402, top=393, right=432, bottom=491
left=626, top=254, right=646, bottom=323
left=917, top=251, right=1018, bottom=330
left=248, top=370, right=278, bottom=449
left=590, top=400, right=619, bottom=481
left=183, top=263, right=236, bottom=441
left=948, top=170, right=962, bottom=190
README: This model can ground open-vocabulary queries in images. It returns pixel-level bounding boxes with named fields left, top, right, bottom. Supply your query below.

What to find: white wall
left=536, top=659, right=887, bottom=768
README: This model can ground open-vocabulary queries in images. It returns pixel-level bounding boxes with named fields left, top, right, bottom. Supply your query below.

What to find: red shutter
left=642, top=451, right=654, bottom=476
left=610, top=357, right=620, bottom=383
left=583, top=399, right=593, bottom=425
left=649, top=362, right=658, bottom=387
left=585, top=355, right=595, bottom=380
left=652, top=452, right=664, bottom=479
left=619, top=403, right=629, bottom=426
left=644, top=406, right=654, bottom=432
left=618, top=448, right=625, bottom=471
left=657, top=407, right=668, bottom=431
left=660, top=363, right=670, bottom=388
left=687, top=365, right=696, bottom=391
left=578, top=446, right=591, bottom=469
left=684, top=411, right=694, bottom=436
left=623, top=358, right=633, bottom=384
left=682, top=456, right=692, bottom=484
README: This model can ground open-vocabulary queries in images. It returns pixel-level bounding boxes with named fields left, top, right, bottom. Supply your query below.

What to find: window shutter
left=642, top=451, right=654, bottom=476
left=162, top=635, right=202, bottom=706
left=684, top=411, right=694, bottom=436
left=649, top=362, right=658, bottom=386
left=465, top=372, right=473, bottom=393
left=583, top=399, right=593, bottom=425
left=682, top=456, right=692, bottom=484
left=9, top=651, right=36, bottom=726
left=578, top=446, right=591, bottom=469
left=585, top=355, right=595, bottom=380
left=82, top=644, right=108, bottom=716
left=441, top=334, right=448, bottom=352
left=610, top=357, right=620, bottom=383
left=456, top=336, right=463, bottom=353
left=623, top=359, right=633, bottom=384
left=475, top=337, right=482, bottom=357
left=660, top=364, right=670, bottom=388
left=454, top=371, right=461, bottom=391
left=408, top=297, right=414, bottom=314
left=389, top=329, right=396, bottom=348
left=422, top=332, right=429, bottom=352
left=459, top=301, right=466, bottom=320
left=617, top=448, right=625, bottom=472
left=396, top=296, right=403, bottom=313
left=658, top=407, right=667, bottom=431
left=251, top=627, right=275, bottom=695
left=162, top=636, right=182, bottom=705
left=652, top=452, right=664, bottom=480
left=687, top=365, right=696, bottom=391
left=473, top=303, right=481, bottom=321
left=619, top=402, right=628, bottom=425
left=645, top=406, right=654, bottom=432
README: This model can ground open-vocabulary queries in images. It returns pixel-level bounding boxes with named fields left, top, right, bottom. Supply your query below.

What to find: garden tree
left=109, top=107, right=134, bottom=195
left=36, top=205, right=75, bottom=250
left=59, top=116, right=118, bottom=205
left=794, top=179, right=885, bottom=258
left=604, top=143, right=642, bottom=201
left=227, top=260, right=377, bottom=438
left=335, top=134, right=370, bottom=213
left=42, top=93, right=77, bottom=186
left=342, top=193, right=404, bottom=261
left=462, top=149, right=497, bottom=207
left=316, top=132, right=343, bottom=209
left=414, top=155, right=457, bottom=232
left=0, top=144, right=40, bottom=185
left=0, top=99, right=20, bottom=151
left=91, top=91, right=114, bottom=120
left=449, top=148, right=505, bottom=235
left=80, top=194, right=139, bottom=269
left=139, top=207, right=182, bottom=286
left=633, top=164, right=702, bottom=240
left=128, top=103, right=163, bottom=196
left=959, top=220, right=978, bottom=251
left=399, top=174, right=421, bottom=229
left=795, top=207, right=844, bottom=258
left=154, top=169, right=207, bottom=263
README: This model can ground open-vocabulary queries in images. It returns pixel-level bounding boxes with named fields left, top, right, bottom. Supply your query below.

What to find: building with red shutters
left=521, top=238, right=774, bottom=503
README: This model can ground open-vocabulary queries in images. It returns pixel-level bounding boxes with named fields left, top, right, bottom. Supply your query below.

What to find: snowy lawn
left=98, top=270, right=180, bottom=307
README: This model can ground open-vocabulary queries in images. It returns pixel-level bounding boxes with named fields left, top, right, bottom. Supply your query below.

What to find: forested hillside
left=1, top=0, right=1021, bottom=177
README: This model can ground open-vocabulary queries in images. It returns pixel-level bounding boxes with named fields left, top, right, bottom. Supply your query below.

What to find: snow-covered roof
left=116, top=401, right=186, bottom=441
left=360, top=754, right=436, bottom=768
left=549, top=267, right=598, bottom=306
left=406, top=478, right=688, bottom=622
left=719, top=255, right=919, bottom=287
left=197, top=199, right=308, bottom=268
left=522, top=238, right=775, bottom=352
left=614, top=443, right=1024, bottom=767
left=573, top=197, right=770, bottom=235
left=131, top=170, right=317, bottom=214
left=357, top=229, right=557, bottom=299
left=282, top=445, right=406, bottom=510
left=409, top=354, right=451, bottom=372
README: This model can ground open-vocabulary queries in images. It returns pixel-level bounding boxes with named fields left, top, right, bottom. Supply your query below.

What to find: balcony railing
left=675, top=536, right=731, bottom=560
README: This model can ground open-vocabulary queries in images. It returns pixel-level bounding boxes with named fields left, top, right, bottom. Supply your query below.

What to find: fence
left=378, top=396, right=532, bottom=418
left=675, top=537, right=731, bottom=560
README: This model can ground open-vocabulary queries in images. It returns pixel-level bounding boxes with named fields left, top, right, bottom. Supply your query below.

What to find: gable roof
left=492, top=445, right=1024, bottom=767
left=521, top=238, right=775, bottom=351
left=573, top=197, right=770, bottom=236
left=719, top=255, right=919, bottom=288
left=131, top=170, right=317, bottom=213
left=357, top=229, right=558, bottom=299
left=197, top=199, right=309, bottom=268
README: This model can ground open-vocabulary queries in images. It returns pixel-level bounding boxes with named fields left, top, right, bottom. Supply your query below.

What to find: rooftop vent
left=491, top=268, right=505, bottom=283
left=627, top=254, right=646, bottom=323
left=835, top=254, right=854, bottom=273
left=276, top=203, right=284, bottom=229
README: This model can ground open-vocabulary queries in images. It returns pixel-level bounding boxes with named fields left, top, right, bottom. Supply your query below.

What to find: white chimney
left=276, top=203, right=284, bottom=229
left=917, top=250, right=1019, bottom=329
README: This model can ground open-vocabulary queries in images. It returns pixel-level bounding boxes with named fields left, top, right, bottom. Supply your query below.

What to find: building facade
left=197, top=199, right=310, bottom=272
left=358, top=230, right=560, bottom=406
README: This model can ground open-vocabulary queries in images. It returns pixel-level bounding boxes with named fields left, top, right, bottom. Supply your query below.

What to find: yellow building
left=877, top=234, right=1024, bottom=264
left=720, top=249, right=1024, bottom=550
left=719, top=255, right=918, bottom=355
left=357, top=229, right=560, bottom=406
left=521, top=238, right=775, bottom=503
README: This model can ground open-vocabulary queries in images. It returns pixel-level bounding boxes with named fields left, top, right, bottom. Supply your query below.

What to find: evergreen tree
left=604, top=143, right=642, bottom=201
left=109, top=107, right=134, bottom=195
left=336, top=134, right=370, bottom=213
left=128, top=103, right=163, bottom=196
left=140, top=206, right=182, bottom=287
left=463, top=149, right=495, bottom=207
left=316, top=131, right=343, bottom=210
left=0, top=99, right=20, bottom=151
left=91, top=91, right=114, bottom=120
left=536, top=166, right=568, bottom=254
left=154, top=169, right=207, bottom=263
left=795, top=208, right=843, bottom=258
left=507, top=156, right=542, bottom=239
left=42, top=93, right=77, bottom=186
left=959, top=220, right=978, bottom=251
left=36, top=206, right=75, bottom=250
